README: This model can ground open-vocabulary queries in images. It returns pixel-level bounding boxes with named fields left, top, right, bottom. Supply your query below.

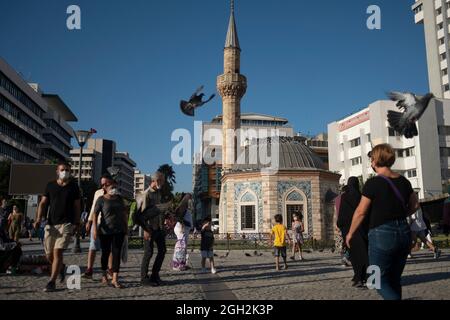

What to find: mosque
left=193, top=1, right=340, bottom=242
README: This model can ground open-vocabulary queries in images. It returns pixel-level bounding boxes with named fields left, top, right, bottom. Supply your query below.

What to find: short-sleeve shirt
left=94, top=196, right=127, bottom=235
left=44, top=180, right=81, bottom=226
left=200, top=228, right=214, bottom=251
left=272, top=224, right=287, bottom=247
left=362, top=175, right=414, bottom=229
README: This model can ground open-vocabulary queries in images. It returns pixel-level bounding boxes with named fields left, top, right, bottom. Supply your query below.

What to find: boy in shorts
left=270, top=214, right=291, bottom=271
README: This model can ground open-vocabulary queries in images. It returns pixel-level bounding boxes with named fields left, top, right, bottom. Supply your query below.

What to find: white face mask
left=58, top=171, right=70, bottom=181
left=108, top=188, right=119, bottom=196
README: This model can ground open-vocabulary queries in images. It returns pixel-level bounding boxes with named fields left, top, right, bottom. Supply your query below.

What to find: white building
left=328, top=99, right=450, bottom=199
left=134, top=169, right=150, bottom=198
left=114, top=152, right=136, bottom=200
left=413, top=0, right=450, bottom=98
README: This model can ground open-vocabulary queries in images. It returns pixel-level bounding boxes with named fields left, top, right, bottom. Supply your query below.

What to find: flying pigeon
left=387, top=91, right=434, bottom=139
left=245, top=253, right=252, bottom=257
left=219, top=251, right=230, bottom=259
left=180, top=85, right=215, bottom=116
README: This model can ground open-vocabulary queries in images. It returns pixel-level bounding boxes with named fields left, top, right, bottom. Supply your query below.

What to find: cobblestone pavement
left=0, top=241, right=449, bottom=300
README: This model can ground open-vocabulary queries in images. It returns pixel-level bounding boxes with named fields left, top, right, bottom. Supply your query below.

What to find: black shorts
left=274, top=246, right=287, bottom=258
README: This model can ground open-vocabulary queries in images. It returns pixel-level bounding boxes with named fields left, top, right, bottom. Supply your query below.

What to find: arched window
left=239, top=191, right=257, bottom=232
left=284, top=189, right=307, bottom=232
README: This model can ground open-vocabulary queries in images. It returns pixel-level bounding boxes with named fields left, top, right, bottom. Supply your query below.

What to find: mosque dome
left=232, top=136, right=326, bottom=172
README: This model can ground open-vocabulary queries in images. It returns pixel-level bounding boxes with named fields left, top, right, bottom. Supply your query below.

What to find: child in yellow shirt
left=270, top=214, right=291, bottom=271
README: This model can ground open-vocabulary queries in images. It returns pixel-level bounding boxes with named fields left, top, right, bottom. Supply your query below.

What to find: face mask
left=108, top=188, right=119, bottom=196
left=58, top=171, right=70, bottom=181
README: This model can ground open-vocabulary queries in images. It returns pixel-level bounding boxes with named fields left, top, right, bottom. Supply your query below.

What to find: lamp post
left=72, top=128, right=96, bottom=253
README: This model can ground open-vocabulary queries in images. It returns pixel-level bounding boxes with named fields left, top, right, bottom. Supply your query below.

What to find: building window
left=438, top=23, right=444, bottom=30
left=366, top=133, right=371, bottom=142
left=239, top=191, right=257, bottom=231
left=397, top=147, right=415, bottom=158
left=388, top=127, right=401, bottom=137
left=440, top=38, right=445, bottom=45
left=351, top=157, right=362, bottom=166
left=240, top=205, right=255, bottom=230
left=349, top=138, right=361, bottom=148
left=414, top=4, right=423, bottom=14
left=441, top=53, right=447, bottom=61
left=407, top=169, right=417, bottom=178
left=437, top=7, right=442, bottom=14
left=445, top=84, right=450, bottom=92
left=444, top=68, right=448, bottom=76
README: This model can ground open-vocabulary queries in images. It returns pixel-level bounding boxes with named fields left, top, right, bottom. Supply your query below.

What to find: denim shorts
left=89, top=226, right=100, bottom=251
left=273, top=246, right=287, bottom=258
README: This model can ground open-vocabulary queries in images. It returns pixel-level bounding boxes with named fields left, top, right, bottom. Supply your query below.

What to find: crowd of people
left=0, top=143, right=449, bottom=300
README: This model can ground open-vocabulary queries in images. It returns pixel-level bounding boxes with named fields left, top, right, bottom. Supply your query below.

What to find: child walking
left=271, top=214, right=291, bottom=271
left=201, top=216, right=217, bottom=274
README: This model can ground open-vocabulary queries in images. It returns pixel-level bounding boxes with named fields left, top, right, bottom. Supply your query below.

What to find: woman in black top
left=337, top=176, right=369, bottom=287
left=93, top=181, right=128, bottom=288
left=346, top=144, right=419, bottom=300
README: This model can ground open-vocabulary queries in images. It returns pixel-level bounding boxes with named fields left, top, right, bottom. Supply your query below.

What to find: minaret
left=217, top=0, right=247, bottom=172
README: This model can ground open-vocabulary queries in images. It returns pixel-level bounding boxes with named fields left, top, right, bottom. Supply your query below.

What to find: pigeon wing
left=388, top=91, right=417, bottom=111
left=190, top=85, right=204, bottom=101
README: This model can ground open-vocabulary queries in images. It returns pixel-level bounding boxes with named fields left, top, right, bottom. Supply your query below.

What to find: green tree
left=158, top=164, right=176, bottom=203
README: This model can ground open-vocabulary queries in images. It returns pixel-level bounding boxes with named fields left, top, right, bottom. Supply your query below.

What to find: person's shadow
left=402, top=272, right=450, bottom=286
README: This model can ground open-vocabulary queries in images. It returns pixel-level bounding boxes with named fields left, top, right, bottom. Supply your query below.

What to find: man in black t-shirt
left=35, top=162, right=81, bottom=292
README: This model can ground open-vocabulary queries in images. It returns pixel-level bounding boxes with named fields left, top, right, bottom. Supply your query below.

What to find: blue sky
left=0, top=0, right=428, bottom=192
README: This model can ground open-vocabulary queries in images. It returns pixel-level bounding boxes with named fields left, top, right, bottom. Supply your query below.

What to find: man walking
left=34, top=162, right=81, bottom=292
left=136, top=171, right=170, bottom=286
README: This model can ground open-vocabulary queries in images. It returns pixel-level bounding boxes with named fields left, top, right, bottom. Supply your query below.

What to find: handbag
left=378, top=175, right=408, bottom=212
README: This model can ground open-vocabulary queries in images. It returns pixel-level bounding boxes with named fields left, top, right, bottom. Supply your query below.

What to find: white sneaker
left=407, top=254, right=412, bottom=259
left=211, top=268, right=217, bottom=274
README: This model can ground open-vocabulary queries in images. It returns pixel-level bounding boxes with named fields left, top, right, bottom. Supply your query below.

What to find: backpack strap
left=378, top=175, right=408, bottom=212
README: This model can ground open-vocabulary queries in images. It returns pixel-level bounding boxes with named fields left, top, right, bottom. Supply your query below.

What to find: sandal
left=111, top=281, right=124, bottom=289
left=101, top=275, right=109, bottom=285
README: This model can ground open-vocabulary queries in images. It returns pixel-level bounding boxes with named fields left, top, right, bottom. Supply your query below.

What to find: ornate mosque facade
left=194, top=1, right=340, bottom=242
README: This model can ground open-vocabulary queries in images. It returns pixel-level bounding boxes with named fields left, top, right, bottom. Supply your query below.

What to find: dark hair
left=274, top=214, right=283, bottom=223
left=57, top=161, right=71, bottom=169
left=202, top=215, right=212, bottom=223
left=101, top=173, right=113, bottom=180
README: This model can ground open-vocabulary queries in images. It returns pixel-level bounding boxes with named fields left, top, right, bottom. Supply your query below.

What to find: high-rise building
left=327, top=99, right=450, bottom=199
left=114, top=152, right=136, bottom=199
left=413, top=0, right=450, bottom=98
left=70, top=138, right=136, bottom=199
left=71, top=138, right=116, bottom=183
left=0, top=57, right=77, bottom=163
left=134, top=169, right=150, bottom=197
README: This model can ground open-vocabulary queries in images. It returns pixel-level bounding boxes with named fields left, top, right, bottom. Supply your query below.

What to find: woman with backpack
left=346, top=144, right=420, bottom=300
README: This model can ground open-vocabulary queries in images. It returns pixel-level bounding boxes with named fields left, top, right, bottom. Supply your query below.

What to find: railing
left=127, top=232, right=336, bottom=251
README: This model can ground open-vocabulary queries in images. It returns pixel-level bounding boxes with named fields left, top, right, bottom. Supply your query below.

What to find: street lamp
left=72, top=128, right=96, bottom=253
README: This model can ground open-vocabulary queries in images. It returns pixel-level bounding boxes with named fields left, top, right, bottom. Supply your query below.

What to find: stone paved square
left=1, top=242, right=449, bottom=300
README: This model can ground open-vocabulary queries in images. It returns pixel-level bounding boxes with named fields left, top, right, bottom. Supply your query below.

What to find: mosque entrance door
left=286, top=204, right=304, bottom=229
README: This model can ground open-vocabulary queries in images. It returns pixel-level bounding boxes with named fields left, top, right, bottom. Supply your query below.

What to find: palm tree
left=158, top=164, right=176, bottom=204
left=158, top=164, right=176, bottom=190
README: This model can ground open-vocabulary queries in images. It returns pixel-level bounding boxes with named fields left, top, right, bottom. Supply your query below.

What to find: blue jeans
left=368, top=219, right=411, bottom=300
